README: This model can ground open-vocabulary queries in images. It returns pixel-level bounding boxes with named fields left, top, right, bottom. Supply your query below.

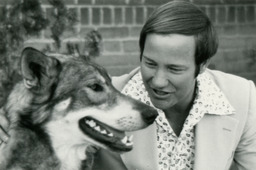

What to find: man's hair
left=139, top=1, right=218, bottom=66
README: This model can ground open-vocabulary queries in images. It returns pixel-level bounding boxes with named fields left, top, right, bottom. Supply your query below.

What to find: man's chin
left=150, top=98, right=176, bottom=111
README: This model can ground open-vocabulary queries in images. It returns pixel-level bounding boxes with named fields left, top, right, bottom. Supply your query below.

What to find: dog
left=0, top=47, right=158, bottom=170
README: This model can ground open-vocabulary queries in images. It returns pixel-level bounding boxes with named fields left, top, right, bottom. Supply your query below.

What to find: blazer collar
left=121, top=114, right=239, bottom=170
left=121, top=124, right=158, bottom=170
left=195, top=71, right=235, bottom=116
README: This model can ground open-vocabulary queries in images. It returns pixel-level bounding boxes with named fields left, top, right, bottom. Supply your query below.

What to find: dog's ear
left=21, top=47, right=61, bottom=96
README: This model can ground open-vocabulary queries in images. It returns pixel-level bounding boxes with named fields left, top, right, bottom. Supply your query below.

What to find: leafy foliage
left=0, top=0, right=102, bottom=107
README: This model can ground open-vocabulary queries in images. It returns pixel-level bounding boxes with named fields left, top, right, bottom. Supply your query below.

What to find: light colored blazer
left=93, top=70, right=256, bottom=170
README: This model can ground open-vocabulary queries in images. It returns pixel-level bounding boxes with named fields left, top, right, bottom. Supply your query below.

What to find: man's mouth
left=151, top=88, right=171, bottom=98
left=79, top=116, right=133, bottom=152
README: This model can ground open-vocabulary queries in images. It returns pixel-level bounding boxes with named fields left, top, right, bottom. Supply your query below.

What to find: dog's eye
left=87, top=83, right=103, bottom=92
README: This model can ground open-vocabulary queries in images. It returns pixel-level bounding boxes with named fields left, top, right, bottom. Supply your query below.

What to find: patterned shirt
left=122, top=70, right=235, bottom=170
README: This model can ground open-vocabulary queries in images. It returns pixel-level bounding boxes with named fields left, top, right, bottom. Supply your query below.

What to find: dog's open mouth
left=79, top=117, right=133, bottom=152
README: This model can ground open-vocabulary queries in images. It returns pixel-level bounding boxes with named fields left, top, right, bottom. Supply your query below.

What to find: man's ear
left=21, top=47, right=61, bottom=95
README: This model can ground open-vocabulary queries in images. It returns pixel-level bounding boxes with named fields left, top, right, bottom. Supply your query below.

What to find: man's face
left=141, top=34, right=198, bottom=112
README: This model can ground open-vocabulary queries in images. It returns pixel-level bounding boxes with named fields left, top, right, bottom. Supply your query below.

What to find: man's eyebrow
left=143, top=55, right=187, bottom=68
left=142, top=55, right=154, bottom=62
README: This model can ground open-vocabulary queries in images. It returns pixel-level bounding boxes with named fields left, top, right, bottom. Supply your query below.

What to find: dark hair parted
left=139, top=1, right=218, bottom=66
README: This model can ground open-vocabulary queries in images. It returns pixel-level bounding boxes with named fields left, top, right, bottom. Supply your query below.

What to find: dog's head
left=5, top=47, right=158, bottom=153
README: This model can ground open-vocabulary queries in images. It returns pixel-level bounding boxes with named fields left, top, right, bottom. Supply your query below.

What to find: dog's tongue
left=79, top=117, right=133, bottom=152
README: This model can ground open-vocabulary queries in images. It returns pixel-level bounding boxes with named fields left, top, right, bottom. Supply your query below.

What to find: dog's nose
left=141, top=106, right=158, bottom=125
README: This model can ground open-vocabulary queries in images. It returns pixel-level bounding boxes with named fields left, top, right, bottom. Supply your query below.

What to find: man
left=92, top=1, right=256, bottom=170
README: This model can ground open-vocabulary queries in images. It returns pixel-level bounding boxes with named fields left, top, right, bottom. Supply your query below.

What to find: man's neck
left=163, top=85, right=197, bottom=136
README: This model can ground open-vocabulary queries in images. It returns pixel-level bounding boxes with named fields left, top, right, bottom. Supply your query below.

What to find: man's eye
left=145, top=61, right=156, bottom=67
left=87, top=84, right=103, bottom=92
left=167, top=67, right=183, bottom=73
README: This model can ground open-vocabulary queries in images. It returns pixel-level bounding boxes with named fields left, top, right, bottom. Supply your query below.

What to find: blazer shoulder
left=205, top=69, right=254, bottom=90
left=205, top=69, right=256, bottom=116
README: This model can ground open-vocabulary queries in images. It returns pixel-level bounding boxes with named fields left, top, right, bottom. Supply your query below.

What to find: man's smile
left=150, top=88, right=173, bottom=99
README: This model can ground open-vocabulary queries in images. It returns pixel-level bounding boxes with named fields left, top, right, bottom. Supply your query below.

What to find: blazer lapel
left=194, top=114, right=239, bottom=170
left=121, top=123, right=158, bottom=170
left=121, top=114, right=238, bottom=170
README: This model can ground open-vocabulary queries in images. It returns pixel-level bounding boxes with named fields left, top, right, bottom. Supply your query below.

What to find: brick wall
left=2, top=0, right=256, bottom=83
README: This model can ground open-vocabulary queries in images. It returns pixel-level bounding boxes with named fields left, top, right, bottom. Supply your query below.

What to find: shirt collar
left=195, top=71, right=235, bottom=116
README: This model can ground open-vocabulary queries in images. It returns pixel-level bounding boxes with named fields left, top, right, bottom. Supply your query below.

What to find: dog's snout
left=141, top=107, right=158, bottom=125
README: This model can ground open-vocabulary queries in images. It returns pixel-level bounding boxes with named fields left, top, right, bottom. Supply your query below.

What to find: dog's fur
left=0, top=47, right=157, bottom=170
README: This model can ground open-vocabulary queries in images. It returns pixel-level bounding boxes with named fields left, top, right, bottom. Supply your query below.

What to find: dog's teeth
left=108, top=133, right=113, bottom=137
left=101, top=129, right=107, bottom=134
left=125, top=141, right=133, bottom=146
left=128, top=135, right=133, bottom=142
left=121, top=136, right=128, bottom=144
left=94, top=126, right=101, bottom=131
left=86, top=120, right=96, bottom=128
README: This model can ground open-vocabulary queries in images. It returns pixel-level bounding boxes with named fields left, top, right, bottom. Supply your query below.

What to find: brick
left=223, top=25, right=238, bottom=36
left=238, top=72, right=256, bottom=84
left=123, top=40, right=140, bottom=53
left=95, top=54, right=140, bottom=66
left=227, top=6, right=235, bottom=23
left=46, top=7, right=54, bottom=21
left=193, top=0, right=221, bottom=5
left=92, top=8, right=101, bottom=25
left=78, top=0, right=92, bottom=5
left=125, top=7, right=133, bottom=24
left=235, top=0, right=256, bottom=4
left=98, top=27, right=129, bottom=39
left=222, top=0, right=238, bottom=4
left=237, top=25, right=256, bottom=35
left=135, top=7, right=144, bottom=25
left=246, top=6, right=255, bottom=22
left=81, top=7, right=90, bottom=25
left=146, top=7, right=155, bottom=18
left=218, top=25, right=238, bottom=36
left=104, top=65, right=139, bottom=76
left=0, top=7, right=5, bottom=21
left=24, top=41, right=50, bottom=51
left=208, top=6, right=216, bottom=23
left=43, top=0, right=75, bottom=5
left=95, top=0, right=126, bottom=5
left=237, top=6, right=246, bottom=23
left=103, top=7, right=112, bottom=24
left=145, top=0, right=176, bottom=5
left=217, top=6, right=226, bottom=24
left=129, top=0, right=144, bottom=5
left=68, top=7, right=78, bottom=21
left=60, top=29, right=76, bottom=39
left=223, top=50, right=244, bottom=61
left=130, top=26, right=143, bottom=37
left=219, top=37, right=247, bottom=49
left=63, top=0, right=75, bottom=5
left=44, top=28, right=51, bottom=39
left=229, top=59, right=251, bottom=73
left=245, top=37, right=256, bottom=47
left=103, top=40, right=122, bottom=53
left=114, top=8, right=123, bottom=25
left=79, top=27, right=97, bottom=36
left=40, top=0, right=50, bottom=5
left=199, top=6, right=207, bottom=15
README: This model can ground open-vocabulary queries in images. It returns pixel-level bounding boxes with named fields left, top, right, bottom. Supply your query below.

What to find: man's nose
left=151, top=70, right=168, bottom=88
